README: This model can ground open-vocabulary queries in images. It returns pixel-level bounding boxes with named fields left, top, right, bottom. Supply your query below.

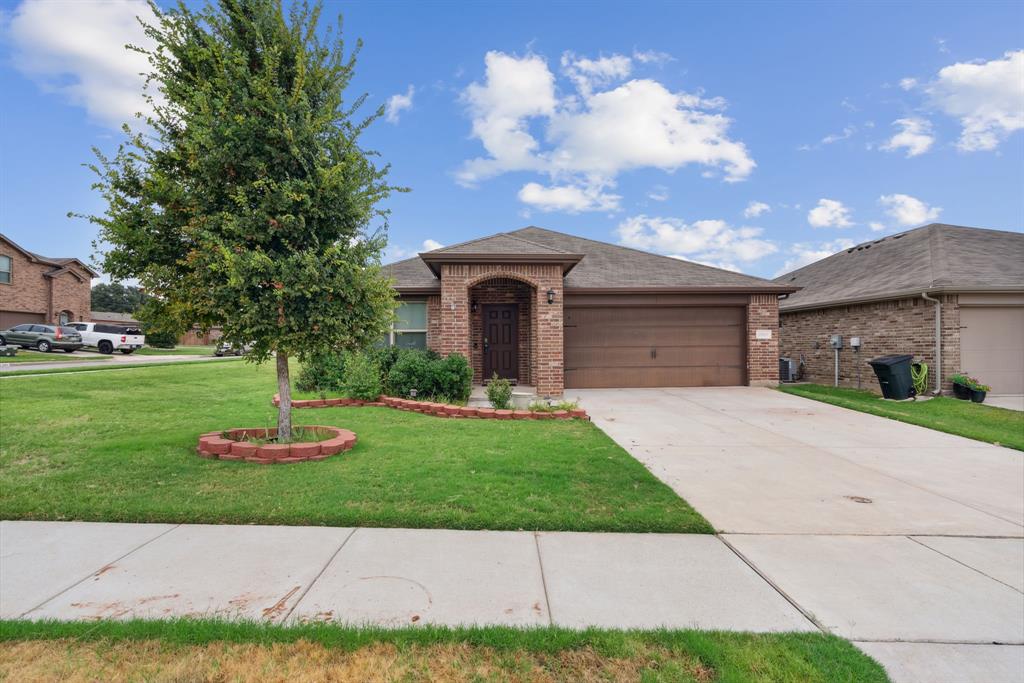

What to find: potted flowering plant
left=949, top=373, right=973, bottom=400
left=969, top=379, right=991, bottom=404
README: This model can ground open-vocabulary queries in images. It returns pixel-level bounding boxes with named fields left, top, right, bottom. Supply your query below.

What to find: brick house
left=384, top=226, right=797, bottom=396
left=775, top=224, right=1024, bottom=395
left=0, top=233, right=97, bottom=329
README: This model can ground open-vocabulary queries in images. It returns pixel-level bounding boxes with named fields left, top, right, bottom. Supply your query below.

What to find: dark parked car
left=0, top=324, right=84, bottom=353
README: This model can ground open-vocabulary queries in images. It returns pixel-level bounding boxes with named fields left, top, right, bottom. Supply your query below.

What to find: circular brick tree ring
left=196, top=426, right=356, bottom=464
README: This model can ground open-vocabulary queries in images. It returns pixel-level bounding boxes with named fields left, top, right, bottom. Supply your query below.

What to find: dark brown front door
left=483, top=304, right=518, bottom=381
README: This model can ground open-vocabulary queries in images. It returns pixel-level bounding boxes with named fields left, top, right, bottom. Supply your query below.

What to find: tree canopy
left=90, top=282, right=148, bottom=314
left=82, top=0, right=401, bottom=436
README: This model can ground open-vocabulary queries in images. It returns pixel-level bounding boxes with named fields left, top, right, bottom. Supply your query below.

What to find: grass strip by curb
left=0, top=619, right=890, bottom=682
left=779, top=383, right=1023, bottom=451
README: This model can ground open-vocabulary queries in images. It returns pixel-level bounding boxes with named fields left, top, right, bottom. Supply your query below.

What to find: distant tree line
left=90, top=282, right=148, bottom=314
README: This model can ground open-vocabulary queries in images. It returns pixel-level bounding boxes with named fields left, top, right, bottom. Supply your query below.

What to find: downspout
left=921, top=292, right=941, bottom=394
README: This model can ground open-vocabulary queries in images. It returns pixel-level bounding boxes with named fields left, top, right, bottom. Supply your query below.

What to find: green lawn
left=0, top=620, right=889, bottom=683
left=0, top=361, right=709, bottom=533
left=135, top=345, right=217, bottom=356
left=0, top=350, right=110, bottom=363
left=779, top=384, right=1024, bottom=451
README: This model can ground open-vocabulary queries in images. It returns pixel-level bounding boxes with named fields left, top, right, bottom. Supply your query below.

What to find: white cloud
left=881, top=117, right=935, bottom=157
left=807, top=199, right=854, bottom=228
left=799, top=125, right=856, bottom=150
left=561, top=52, right=632, bottom=96
left=386, top=85, right=415, bottom=124
left=457, top=51, right=557, bottom=185
left=899, top=77, right=918, bottom=91
left=633, top=49, right=674, bottom=65
left=743, top=201, right=771, bottom=218
left=384, top=238, right=445, bottom=262
left=518, top=181, right=620, bottom=213
left=8, top=0, right=158, bottom=129
left=926, top=50, right=1024, bottom=151
left=869, top=221, right=886, bottom=232
left=775, top=239, right=856, bottom=276
left=617, top=215, right=777, bottom=266
left=458, top=51, right=755, bottom=206
left=647, top=185, right=670, bottom=202
left=878, top=194, right=941, bottom=226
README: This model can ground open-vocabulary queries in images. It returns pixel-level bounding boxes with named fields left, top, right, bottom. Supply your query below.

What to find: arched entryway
left=469, top=276, right=535, bottom=385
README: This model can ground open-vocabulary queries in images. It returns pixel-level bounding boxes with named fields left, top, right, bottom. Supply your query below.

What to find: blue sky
left=1, top=0, right=1022, bottom=281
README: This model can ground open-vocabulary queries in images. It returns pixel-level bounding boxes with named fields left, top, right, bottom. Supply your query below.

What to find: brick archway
left=436, top=262, right=565, bottom=396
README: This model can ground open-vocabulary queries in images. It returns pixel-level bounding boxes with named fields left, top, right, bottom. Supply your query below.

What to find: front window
left=384, top=302, right=427, bottom=350
left=58, top=311, right=71, bottom=325
left=0, top=255, right=10, bottom=284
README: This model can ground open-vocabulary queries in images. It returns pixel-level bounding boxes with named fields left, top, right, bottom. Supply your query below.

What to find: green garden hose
left=911, top=362, right=929, bottom=395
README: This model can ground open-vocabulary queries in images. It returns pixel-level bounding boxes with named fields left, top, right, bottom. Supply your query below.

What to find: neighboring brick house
left=384, top=226, right=797, bottom=397
left=775, top=224, right=1024, bottom=395
left=0, top=233, right=97, bottom=329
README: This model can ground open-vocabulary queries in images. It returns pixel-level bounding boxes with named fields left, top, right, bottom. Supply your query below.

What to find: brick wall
left=426, top=295, right=441, bottom=351
left=747, top=294, right=780, bottom=386
left=468, top=278, right=532, bottom=384
left=437, top=263, right=564, bottom=396
left=778, top=295, right=960, bottom=393
left=0, top=239, right=92, bottom=325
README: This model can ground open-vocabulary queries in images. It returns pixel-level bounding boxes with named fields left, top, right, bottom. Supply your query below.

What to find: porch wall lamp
left=471, top=300, right=478, bottom=313
left=546, top=288, right=557, bottom=304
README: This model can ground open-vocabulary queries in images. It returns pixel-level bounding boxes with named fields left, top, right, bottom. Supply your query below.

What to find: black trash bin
left=868, top=354, right=915, bottom=400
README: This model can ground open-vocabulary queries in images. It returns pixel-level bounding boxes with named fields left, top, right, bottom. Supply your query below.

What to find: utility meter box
left=829, top=334, right=843, bottom=349
left=850, top=336, right=862, bottom=349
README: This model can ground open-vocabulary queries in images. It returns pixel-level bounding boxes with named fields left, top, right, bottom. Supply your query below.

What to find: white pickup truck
left=68, top=322, right=146, bottom=354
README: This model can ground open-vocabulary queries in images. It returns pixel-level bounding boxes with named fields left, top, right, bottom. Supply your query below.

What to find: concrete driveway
left=577, top=387, right=1023, bottom=536
left=577, top=387, right=1024, bottom=683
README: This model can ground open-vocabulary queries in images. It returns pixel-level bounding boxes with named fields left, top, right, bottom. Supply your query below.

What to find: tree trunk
left=276, top=351, right=292, bottom=441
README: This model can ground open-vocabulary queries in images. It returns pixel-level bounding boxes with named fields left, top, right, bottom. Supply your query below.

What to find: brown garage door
left=960, top=306, right=1024, bottom=394
left=0, top=311, right=45, bottom=329
left=564, top=306, right=746, bottom=388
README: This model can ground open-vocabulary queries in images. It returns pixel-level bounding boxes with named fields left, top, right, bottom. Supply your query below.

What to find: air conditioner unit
left=779, top=357, right=797, bottom=382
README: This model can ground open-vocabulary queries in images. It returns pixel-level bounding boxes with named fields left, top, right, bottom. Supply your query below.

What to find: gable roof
left=775, top=223, right=1024, bottom=311
left=384, top=226, right=794, bottom=293
left=1, top=233, right=99, bottom=278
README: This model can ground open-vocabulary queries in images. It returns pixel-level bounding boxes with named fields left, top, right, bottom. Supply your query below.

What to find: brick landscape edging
left=196, top=425, right=356, bottom=464
left=272, top=394, right=588, bottom=420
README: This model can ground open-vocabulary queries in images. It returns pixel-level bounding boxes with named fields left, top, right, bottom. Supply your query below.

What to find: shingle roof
left=0, top=233, right=99, bottom=277
left=511, top=227, right=786, bottom=289
left=384, top=226, right=791, bottom=292
left=427, top=232, right=573, bottom=255
left=775, top=223, right=1024, bottom=311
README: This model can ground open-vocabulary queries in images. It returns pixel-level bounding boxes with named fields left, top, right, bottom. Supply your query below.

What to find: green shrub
left=144, top=329, right=178, bottom=349
left=341, top=351, right=382, bottom=400
left=384, top=349, right=472, bottom=402
left=296, top=350, right=346, bottom=395
left=486, top=374, right=512, bottom=410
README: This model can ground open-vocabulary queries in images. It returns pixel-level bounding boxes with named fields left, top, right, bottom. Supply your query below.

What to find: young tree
left=83, top=0, right=399, bottom=438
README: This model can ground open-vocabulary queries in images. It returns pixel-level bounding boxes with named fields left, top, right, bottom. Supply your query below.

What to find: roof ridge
left=512, top=226, right=778, bottom=285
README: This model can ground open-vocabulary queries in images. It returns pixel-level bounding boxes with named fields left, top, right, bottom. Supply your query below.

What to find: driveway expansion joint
left=533, top=531, right=554, bottom=626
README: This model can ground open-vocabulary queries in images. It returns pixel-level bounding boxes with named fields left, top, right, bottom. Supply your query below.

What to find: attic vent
left=789, top=275, right=797, bottom=281
left=847, top=248, right=855, bottom=253
left=864, top=244, right=871, bottom=249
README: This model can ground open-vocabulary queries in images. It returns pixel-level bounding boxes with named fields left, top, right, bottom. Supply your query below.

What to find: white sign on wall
left=755, top=329, right=772, bottom=340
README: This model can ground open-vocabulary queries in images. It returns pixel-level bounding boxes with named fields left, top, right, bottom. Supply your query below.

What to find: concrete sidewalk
left=3, top=521, right=1022, bottom=682
left=1, top=521, right=812, bottom=631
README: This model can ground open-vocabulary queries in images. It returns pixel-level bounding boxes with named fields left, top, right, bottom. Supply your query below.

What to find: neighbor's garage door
left=564, top=306, right=746, bottom=388
left=960, top=307, right=1024, bottom=394
left=0, top=311, right=45, bottom=329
